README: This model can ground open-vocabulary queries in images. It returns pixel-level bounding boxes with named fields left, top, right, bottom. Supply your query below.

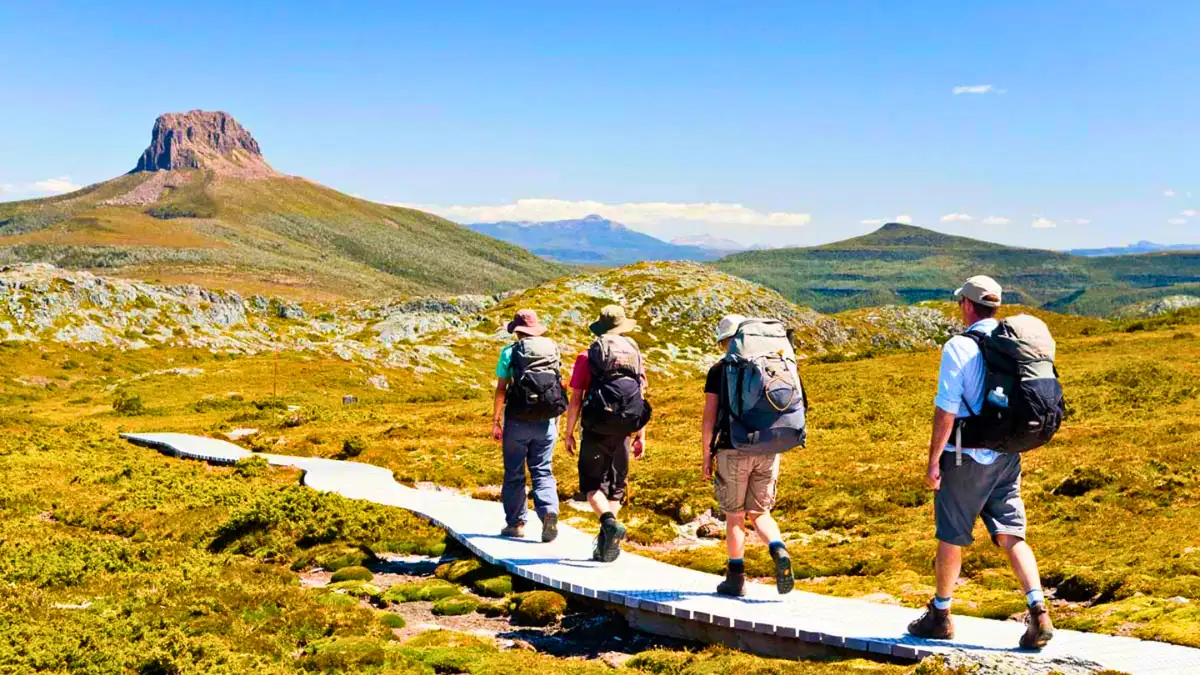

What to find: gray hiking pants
left=502, top=418, right=560, bottom=527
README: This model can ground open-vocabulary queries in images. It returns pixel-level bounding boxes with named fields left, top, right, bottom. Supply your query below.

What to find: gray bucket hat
left=589, top=304, right=638, bottom=336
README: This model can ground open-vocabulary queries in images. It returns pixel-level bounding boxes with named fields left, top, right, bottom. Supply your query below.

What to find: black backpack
left=954, top=314, right=1065, bottom=453
left=581, top=334, right=652, bottom=436
left=505, top=337, right=568, bottom=422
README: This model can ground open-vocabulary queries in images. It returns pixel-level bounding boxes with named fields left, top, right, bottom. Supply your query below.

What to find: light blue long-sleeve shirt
left=934, top=318, right=999, bottom=465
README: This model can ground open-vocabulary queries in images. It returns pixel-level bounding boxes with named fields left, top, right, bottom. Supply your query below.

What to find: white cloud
left=953, top=84, right=1006, bottom=95
left=860, top=218, right=886, bottom=226
left=980, top=216, right=1010, bottom=226
left=1032, top=217, right=1057, bottom=229
left=396, top=198, right=812, bottom=229
left=0, top=176, right=82, bottom=200
left=1182, top=209, right=1197, bottom=217
left=895, top=214, right=913, bottom=224
left=1063, top=218, right=1091, bottom=225
left=1164, top=189, right=1177, bottom=197
left=940, top=213, right=973, bottom=222
left=1167, top=218, right=1188, bottom=225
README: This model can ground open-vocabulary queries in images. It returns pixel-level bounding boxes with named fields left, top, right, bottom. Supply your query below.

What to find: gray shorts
left=935, top=451, right=1027, bottom=546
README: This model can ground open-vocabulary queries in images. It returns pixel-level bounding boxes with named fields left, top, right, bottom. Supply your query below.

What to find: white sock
left=933, top=596, right=952, bottom=610
left=1026, top=589, right=1045, bottom=606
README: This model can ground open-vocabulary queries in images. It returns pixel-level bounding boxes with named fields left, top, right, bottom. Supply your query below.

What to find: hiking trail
left=123, top=432, right=1200, bottom=675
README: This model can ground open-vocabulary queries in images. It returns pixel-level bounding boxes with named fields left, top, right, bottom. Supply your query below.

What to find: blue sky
left=1, top=1, right=1197, bottom=249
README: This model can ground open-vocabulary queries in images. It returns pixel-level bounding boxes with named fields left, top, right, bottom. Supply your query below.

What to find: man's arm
left=491, top=379, right=507, bottom=442
left=701, top=392, right=718, bottom=479
left=563, top=387, right=584, bottom=455
left=926, top=407, right=956, bottom=489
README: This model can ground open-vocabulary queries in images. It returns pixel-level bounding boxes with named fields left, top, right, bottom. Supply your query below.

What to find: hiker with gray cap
left=563, top=305, right=652, bottom=562
left=703, top=314, right=804, bottom=596
left=492, top=309, right=568, bottom=542
left=908, top=275, right=1064, bottom=650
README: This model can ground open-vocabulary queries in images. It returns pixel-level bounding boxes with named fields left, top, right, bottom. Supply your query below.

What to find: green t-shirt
left=495, top=343, right=515, bottom=380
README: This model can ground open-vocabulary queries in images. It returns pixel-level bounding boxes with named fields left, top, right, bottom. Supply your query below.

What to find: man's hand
left=632, top=432, right=645, bottom=459
left=925, top=460, right=941, bottom=491
left=491, top=421, right=503, bottom=442
left=702, top=455, right=713, bottom=481
left=564, top=433, right=576, bottom=456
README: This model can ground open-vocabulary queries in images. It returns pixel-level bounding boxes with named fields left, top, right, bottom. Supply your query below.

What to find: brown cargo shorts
left=714, top=450, right=781, bottom=514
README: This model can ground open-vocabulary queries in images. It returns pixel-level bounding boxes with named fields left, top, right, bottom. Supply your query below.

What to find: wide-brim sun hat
left=715, top=314, right=747, bottom=342
left=507, top=309, right=548, bottom=336
left=589, top=304, right=638, bottom=336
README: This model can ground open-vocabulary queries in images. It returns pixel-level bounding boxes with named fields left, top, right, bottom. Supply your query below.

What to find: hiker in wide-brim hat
left=564, top=303, right=650, bottom=564
left=589, top=304, right=638, bottom=336
left=491, top=308, right=565, bottom=544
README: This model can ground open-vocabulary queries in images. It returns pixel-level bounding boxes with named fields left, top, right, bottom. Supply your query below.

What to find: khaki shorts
left=714, top=450, right=781, bottom=514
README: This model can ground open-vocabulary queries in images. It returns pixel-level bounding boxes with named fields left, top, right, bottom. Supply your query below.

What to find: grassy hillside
left=1, top=263, right=1196, bottom=671
left=717, top=222, right=1200, bottom=316
left=0, top=170, right=564, bottom=300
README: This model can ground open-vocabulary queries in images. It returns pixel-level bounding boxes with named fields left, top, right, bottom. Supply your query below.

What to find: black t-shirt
left=705, top=363, right=732, bottom=450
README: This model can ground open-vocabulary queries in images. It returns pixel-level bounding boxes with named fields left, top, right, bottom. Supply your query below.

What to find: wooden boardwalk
left=123, top=432, right=1200, bottom=674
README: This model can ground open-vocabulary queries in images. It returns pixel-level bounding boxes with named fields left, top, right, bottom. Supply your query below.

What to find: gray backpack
left=506, top=336, right=568, bottom=422
left=719, top=319, right=806, bottom=454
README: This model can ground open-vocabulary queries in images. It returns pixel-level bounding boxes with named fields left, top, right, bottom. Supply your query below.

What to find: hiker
left=562, top=305, right=651, bottom=563
left=703, top=314, right=804, bottom=597
left=492, top=309, right=568, bottom=543
left=908, top=276, right=1064, bottom=650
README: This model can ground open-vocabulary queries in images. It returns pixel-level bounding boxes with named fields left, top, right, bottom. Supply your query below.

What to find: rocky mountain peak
left=133, top=110, right=278, bottom=178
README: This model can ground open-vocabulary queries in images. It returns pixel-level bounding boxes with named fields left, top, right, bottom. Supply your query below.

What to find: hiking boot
left=715, top=565, right=746, bottom=597
left=907, top=599, right=955, bottom=640
left=1019, top=603, right=1054, bottom=650
left=598, top=519, right=626, bottom=563
left=500, top=524, right=524, bottom=539
left=591, top=529, right=607, bottom=561
left=541, top=512, right=558, bottom=543
left=771, top=546, right=795, bottom=595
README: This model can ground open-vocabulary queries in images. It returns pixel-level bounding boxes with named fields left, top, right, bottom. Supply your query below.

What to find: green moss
left=379, top=612, right=407, bottom=629
left=331, top=565, right=374, bottom=583
left=327, top=580, right=382, bottom=600
left=432, top=595, right=481, bottom=616
left=511, top=590, right=567, bottom=626
left=382, top=579, right=461, bottom=603
left=473, top=575, right=513, bottom=598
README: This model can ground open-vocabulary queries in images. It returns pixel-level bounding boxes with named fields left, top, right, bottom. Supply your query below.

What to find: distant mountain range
left=1067, top=241, right=1200, bottom=257
left=717, top=222, right=1200, bottom=316
left=466, top=215, right=728, bottom=264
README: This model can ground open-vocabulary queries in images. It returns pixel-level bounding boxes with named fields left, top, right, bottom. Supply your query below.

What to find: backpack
left=719, top=319, right=807, bottom=455
left=581, top=334, right=652, bottom=436
left=954, top=314, right=1065, bottom=453
left=505, top=337, right=569, bottom=422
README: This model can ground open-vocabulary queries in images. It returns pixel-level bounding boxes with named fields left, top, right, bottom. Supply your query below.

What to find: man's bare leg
left=587, top=490, right=619, bottom=518
left=997, top=534, right=1040, bottom=594
left=936, top=541, right=963, bottom=600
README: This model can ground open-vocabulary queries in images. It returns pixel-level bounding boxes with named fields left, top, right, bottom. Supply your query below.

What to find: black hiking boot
left=1019, top=603, right=1055, bottom=650
left=598, top=519, right=626, bottom=562
left=771, top=546, right=795, bottom=595
left=591, top=529, right=607, bottom=561
left=907, top=599, right=954, bottom=640
left=541, top=512, right=558, bottom=543
left=716, top=568, right=746, bottom=597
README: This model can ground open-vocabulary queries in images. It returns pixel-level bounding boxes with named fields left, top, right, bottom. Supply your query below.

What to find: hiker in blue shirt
left=907, top=276, right=1054, bottom=650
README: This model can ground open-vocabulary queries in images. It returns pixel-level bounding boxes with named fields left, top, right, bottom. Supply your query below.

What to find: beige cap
left=955, top=275, right=1003, bottom=307
left=589, top=304, right=638, bottom=336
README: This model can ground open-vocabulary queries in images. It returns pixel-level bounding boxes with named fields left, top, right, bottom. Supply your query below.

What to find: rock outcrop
left=133, top=110, right=278, bottom=178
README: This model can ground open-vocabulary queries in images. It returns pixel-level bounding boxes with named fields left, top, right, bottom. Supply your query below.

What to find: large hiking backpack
left=955, top=314, right=1065, bottom=453
left=581, top=334, right=652, bottom=436
left=719, top=318, right=807, bottom=455
left=505, top=336, right=569, bottom=422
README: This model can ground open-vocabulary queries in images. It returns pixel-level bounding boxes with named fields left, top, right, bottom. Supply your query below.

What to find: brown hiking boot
left=907, top=599, right=954, bottom=640
left=500, top=524, right=524, bottom=538
left=1020, top=603, right=1055, bottom=650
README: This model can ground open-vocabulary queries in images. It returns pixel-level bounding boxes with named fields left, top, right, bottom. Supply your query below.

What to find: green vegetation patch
left=382, top=579, right=461, bottom=603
